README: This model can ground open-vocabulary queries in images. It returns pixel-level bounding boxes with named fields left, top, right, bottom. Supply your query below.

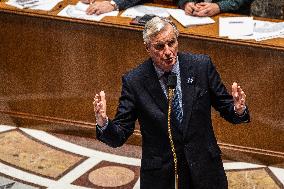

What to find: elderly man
left=93, top=17, right=250, bottom=189
left=83, top=0, right=254, bottom=16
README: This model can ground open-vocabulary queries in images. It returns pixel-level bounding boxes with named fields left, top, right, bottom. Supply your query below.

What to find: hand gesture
left=232, top=82, right=246, bottom=115
left=93, top=91, right=108, bottom=126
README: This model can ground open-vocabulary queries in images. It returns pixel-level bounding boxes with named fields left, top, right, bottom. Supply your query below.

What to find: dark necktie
left=163, top=72, right=183, bottom=125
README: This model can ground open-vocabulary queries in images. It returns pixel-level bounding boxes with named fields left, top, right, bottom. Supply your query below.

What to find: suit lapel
left=143, top=59, right=168, bottom=114
left=179, top=53, right=196, bottom=136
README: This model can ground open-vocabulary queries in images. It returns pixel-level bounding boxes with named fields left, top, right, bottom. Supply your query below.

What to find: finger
left=196, top=2, right=208, bottom=6
left=86, top=5, right=98, bottom=15
left=185, top=6, right=193, bottom=13
left=236, top=85, right=240, bottom=94
left=94, top=94, right=100, bottom=103
left=241, top=92, right=246, bottom=101
left=100, top=91, right=106, bottom=102
left=240, top=91, right=246, bottom=103
left=206, top=9, right=215, bottom=17
left=240, top=98, right=245, bottom=105
left=193, top=8, right=207, bottom=16
left=237, top=85, right=244, bottom=96
left=185, top=8, right=193, bottom=15
left=232, top=82, right=238, bottom=95
left=95, top=10, right=102, bottom=15
left=86, top=6, right=93, bottom=14
left=191, top=4, right=199, bottom=11
left=195, top=8, right=210, bottom=16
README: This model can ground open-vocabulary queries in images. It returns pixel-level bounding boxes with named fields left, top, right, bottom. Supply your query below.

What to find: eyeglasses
left=150, top=38, right=177, bottom=51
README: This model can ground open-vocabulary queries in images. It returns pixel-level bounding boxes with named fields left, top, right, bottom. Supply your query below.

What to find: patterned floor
left=0, top=124, right=283, bottom=189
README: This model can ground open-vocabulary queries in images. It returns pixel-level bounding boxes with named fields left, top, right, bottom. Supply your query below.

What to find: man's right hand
left=93, top=91, right=108, bottom=127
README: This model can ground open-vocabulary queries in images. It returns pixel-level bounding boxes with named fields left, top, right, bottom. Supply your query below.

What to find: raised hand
left=93, top=91, right=108, bottom=126
left=232, top=82, right=246, bottom=115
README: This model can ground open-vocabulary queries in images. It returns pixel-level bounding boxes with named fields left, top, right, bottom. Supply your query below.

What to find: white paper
left=57, top=2, right=119, bottom=21
left=253, top=20, right=284, bottom=41
left=219, top=17, right=254, bottom=37
left=121, top=5, right=170, bottom=18
left=168, top=9, right=215, bottom=27
left=6, top=0, right=62, bottom=11
left=228, top=35, right=255, bottom=40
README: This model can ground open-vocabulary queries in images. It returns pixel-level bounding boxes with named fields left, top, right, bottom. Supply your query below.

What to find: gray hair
left=143, top=17, right=179, bottom=45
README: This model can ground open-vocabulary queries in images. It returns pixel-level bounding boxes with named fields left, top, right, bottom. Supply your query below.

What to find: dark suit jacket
left=96, top=52, right=250, bottom=189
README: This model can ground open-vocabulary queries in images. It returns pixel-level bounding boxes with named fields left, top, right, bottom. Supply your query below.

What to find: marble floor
left=0, top=124, right=283, bottom=189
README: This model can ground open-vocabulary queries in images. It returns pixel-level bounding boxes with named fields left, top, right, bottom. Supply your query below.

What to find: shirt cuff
left=234, top=106, right=247, bottom=117
left=96, top=118, right=109, bottom=132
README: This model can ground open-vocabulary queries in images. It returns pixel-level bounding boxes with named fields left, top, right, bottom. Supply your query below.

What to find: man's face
left=146, top=24, right=178, bottom=72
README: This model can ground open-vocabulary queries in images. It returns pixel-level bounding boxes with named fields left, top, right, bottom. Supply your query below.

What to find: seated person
left=82, top=0, right=254, bottom=16
left=181, top=0, right=254, bottom=17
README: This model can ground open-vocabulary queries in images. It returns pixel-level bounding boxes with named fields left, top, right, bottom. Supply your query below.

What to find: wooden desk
left=0, top=2, right=283, bottom=165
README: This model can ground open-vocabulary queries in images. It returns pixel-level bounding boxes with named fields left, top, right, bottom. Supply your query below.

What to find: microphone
left=166, top=73, right=179, bottom=189
left=167, top=74, right=177, bottom=89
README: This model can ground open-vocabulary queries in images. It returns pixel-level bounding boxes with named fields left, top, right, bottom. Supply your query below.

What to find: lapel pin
left=187, top=77, right=194, bottom=84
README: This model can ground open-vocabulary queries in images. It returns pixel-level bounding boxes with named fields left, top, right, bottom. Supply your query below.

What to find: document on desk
left=6, top=0, right=62, bottom=10
left=167, top=9, right=215, bottom=27
left=219, top=17, right=254, bottom=37
left=253, top=20, right=284, bottom=41
left=121, top=5, right=170, bottom=18
left=58, top=2, right=119, bottom=21
left=226, top=20, right=284, bottom=41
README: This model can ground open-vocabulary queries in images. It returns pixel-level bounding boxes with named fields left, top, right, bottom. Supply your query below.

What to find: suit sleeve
left=215, top=0, right=252, bottom=13
left=177, top=0, right=196, bottom=9
left=96, top=75, right=138, bottom=147
left=206, top=57, right=250, bottom=124
left=113, top=0, right=144, bottom=10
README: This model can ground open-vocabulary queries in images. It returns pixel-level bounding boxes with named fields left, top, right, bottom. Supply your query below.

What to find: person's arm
left=177, top=0, right=196, bottom=10
left=85, top=0, right=144, bottom=15
left=114, top=0, right=145, bottom=10
left=206, top=57, right=250, bottom=124
left=215, top=0, right=247, bottom=13
left=93, top=76, right=137, bottom=148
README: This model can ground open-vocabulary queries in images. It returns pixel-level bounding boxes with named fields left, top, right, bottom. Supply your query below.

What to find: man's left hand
left=193, top=2, right=220, bottom=17
left=86, top=1, right=115, bottom=15
left=232, top=82, right=246, bottom=115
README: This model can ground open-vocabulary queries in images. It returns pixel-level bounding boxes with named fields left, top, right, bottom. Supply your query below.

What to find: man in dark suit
left=93, top=17, right=250, bottom=189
